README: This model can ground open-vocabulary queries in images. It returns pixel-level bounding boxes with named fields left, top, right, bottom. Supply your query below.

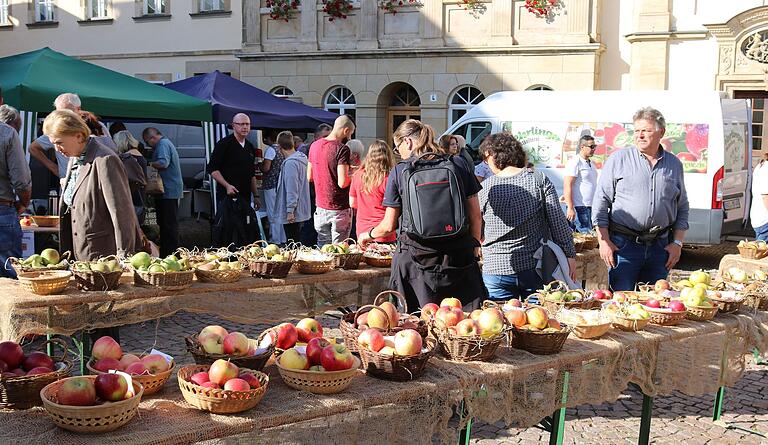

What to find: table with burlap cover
left=1, top=311, right=765, bottom=445
left=718, top=253, right=768, bottom=277
left=0, top=268, right=390, bottom=342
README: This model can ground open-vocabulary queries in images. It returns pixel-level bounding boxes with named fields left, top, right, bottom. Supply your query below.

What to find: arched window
left=324, top=86, right=356, bottom=122
left=391, top=85, right=420, bottom=107
left=526, top=84, right=554, bottom=91
left=270, top=86, right=294, bottom=98
left=448, top=86, right=484, bottom=126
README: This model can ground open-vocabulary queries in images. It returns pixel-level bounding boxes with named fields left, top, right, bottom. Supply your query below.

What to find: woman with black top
left=358, top=119, right=485, bottom=311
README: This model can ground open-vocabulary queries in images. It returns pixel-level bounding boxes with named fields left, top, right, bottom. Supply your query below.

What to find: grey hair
left=0, top=104, right=20, bottom=127
left=578, top=134, right=595, bottom=146
left=54, top=93, right=81, bottom=110
left=113, top=130, right=140, bottom=154
left=346, top=139, right=365, bottom=158
left=633, top=107, right=666, bottom=130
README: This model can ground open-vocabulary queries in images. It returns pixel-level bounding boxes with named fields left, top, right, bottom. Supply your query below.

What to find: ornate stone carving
left=721, top=46, right=733, bottom=74
left=742, top=30, right=768, bottom=64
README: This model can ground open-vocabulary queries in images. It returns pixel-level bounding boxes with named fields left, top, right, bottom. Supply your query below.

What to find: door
left=387, top=108, right=421, bottom=149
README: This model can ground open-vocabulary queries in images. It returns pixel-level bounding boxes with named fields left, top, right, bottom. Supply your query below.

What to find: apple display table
left=718, top=254, right=768, bottom=277
left=0, top=311, right=765, bottom=445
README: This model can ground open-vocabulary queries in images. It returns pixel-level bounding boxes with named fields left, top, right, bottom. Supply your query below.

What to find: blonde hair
left=43, top=109, right=90, bottom=140
left=393, top=119, right=440, bottom=157
left=113, top=130, right=140, bottom=154
left=360, top=140, right=395, bottom=194
left=277, top=131, right=294, bottom=150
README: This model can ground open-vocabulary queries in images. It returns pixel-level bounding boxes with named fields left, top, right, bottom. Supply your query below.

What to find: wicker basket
left=743, top=292, right=768, bottom=311
left=612, top=316, right=650, bottom=332
left=646, top=308, right=687, bottom=326
left=73, top=269, right=123, bottom=291
left=40, top=376, right=143, bottom=433
left=339, top=305, right=394, bottom=353
left=738, top=245, right=768, bottom=260
left=372, top=290, right=430, bottom=340
left=276, top=355, right=361, bottom=394
left=0, top=339, right=72, bottom=410
left=571, top=322, right=611, bottom=339
left=184, top=332, right=274, bottom=371
left=177, top=365, right=268, bottom=414
left=18, top=270, right=72, bottom=295
left=510, top=325, right=571, bottom=355
left=194, top=267, right=244, bottom=283
left=295, top=259, right=334, bottom=274
left=363, top=255, right=392, bottom=268
left=31, top=216, right=60, bottom=227
left=331, top=252, right=364, bottom=270
left=358, top=338, right=435, bottom=381
left=249, top=259, right=294, bottom=279
left=709, top=296, right=743, bottom=315
left=134, top=269, right=194, bottom=290
left=431, top=326, right=507, bottom=362
left=685, top=305, right=719, bottom=321
left=86, top=357, right=174, bottom=396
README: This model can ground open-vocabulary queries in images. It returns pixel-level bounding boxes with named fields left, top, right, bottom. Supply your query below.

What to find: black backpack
left=401, top=153, right=468, bottom=241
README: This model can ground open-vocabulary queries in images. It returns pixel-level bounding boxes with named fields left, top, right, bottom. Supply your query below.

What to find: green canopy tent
left=0, top=47, right=214, bottom=153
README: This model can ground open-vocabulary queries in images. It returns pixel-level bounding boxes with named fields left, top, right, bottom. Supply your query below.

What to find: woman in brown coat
left=43, top=110, right=140, bottom=260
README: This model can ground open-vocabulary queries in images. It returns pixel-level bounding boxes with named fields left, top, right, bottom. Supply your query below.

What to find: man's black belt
left=609, top=222, right=672, bottom=246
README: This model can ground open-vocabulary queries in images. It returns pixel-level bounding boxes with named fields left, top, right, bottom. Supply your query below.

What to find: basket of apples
left=276, top=339, right=361, bottom=394
left=426, top=299, right=510, bottom=362
left=607, top=303, right=651, bottom=331
left=737, top=239, right=768, bottom=259
left=534, top=281, right=600, bottom=311
left=71, top=256, right=125, bottom=291
left=339, top=292, right=427, bottom=353
left=240, top=241, right=295, bottom=279
left=322, top=239, right=364, bottom=270
left=191, top=247, right=245, bottom=283
left=177, top=360, right=268, bottom=414
left=85, top=336, right=174, bottom=396
left=356, top=327, right=435, bottom=381
left=185, top=325, right=275, bottom=372
left=129, top=252, right=194, bottom=290
left=9, top=248, right=70, bottom=273
left=40, top=374, right=143, bottom=433
left=509, top=306, right=571, bottom=355
left=294, top=248, right=335, bottom=274
left=0, top=339, right=72, bottom=409
left=643, top=298, right=687, bottom=326
left=678, top=289, right=719, bottom=321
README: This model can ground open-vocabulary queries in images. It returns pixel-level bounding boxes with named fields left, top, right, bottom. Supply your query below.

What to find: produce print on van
left=502, top=122, right=562, bottom=166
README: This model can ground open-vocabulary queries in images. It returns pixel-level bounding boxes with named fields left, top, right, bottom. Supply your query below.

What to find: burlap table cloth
left=1, top=311, right=766, bottom=445
left=0, top=268, right=390, bottom=342
left=718, top=253, right=768, bottom=277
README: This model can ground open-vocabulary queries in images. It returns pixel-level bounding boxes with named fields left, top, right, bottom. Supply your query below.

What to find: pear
left=90, top=262, right=110, bottom=273
left=148, top=263, right=166, bottom=273
left=40, top=248, right=60, bottom=265
left=105, top=259, right=121, bottom=272
left=197, top=262, right=216, bottom=271
left=130, top=252, right=151, bottom=269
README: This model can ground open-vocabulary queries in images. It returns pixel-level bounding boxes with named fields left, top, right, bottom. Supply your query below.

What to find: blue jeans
left=608, top=233, right=669, bottom=291
left=483, top=269, right=543, bottom=301
left=754, top=222, right=768, bottom=242
left=568, top=206, right=593, bottom=233
left=0, top=205, right=21, bottom=279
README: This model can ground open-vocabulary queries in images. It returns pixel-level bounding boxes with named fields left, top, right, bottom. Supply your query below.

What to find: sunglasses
left=583, top=144, right=597, bottom=149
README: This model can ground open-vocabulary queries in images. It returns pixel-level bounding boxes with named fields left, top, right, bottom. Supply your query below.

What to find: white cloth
left=751, top=162, right=768, bottom=228
left=263, top=188, right=286, bottom=244
left=564, top=155, right=597, bottom=207
left=533, top=239, right=580, bottom=290
left=264, top=145, right=276, bottom=161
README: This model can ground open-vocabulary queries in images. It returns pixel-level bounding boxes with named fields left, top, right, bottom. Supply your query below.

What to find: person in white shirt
left=563, top=135, right=598, bottom=233
left=751, top=154, right=768, bottom=241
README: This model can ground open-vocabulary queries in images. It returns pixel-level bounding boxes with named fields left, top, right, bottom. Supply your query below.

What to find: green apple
left=271, top=254, right=285, bottom=262
left=264, top=244, right=280, bottom=258
left=148, top=263, right=166, bottom=273
left=91, top=262, right=110, bottom=273
left=130, top=252, right=151, bottom=269
left=40, top=248, right=60, bottom=265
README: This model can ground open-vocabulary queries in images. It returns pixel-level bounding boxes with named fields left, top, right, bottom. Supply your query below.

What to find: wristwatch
left=672, top=239, right=683, bottom=247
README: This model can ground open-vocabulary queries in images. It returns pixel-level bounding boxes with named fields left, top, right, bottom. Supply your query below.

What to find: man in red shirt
left=307, top=115, right=355, bottom=246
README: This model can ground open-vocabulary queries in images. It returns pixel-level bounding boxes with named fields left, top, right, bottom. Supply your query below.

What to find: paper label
left=150, top=349, right=174, bottom=365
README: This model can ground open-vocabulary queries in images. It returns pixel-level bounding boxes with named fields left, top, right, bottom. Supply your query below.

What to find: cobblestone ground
left=40, top=241, right=767, bottom=444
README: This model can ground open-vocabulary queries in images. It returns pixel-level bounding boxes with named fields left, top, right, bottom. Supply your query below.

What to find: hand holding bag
left=145, top=166, right=164, bottom=195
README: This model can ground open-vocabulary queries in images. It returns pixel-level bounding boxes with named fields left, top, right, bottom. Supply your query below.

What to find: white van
left=444, top=90, right=752, bottom=245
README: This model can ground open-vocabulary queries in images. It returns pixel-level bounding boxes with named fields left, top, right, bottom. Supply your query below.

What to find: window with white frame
left=270, top=86, right=294, bottom=98
left=87, top=0, right=108, bottom=19
left=448, top=86, right=484, bottom=126
left=199, top=0, right=223, bottom=11
left=526, top=84, right=553, bottom=91
left=324, top=86, right=356, bottom=122
left=36, top=0, right=54, bottom=21
left=0, top=0, right=9, bottom=24
left=143, top=0, right=166, bottom=15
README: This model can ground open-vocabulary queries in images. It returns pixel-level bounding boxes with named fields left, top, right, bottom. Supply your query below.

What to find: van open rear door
left=719, top=99, right=752, bottom=235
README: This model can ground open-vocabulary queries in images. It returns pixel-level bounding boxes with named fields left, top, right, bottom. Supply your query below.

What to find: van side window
left=452, top=121, right=492, bottom=153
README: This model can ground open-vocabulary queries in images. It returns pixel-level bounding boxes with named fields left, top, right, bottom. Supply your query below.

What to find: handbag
left=533, top=171, right=559, bottom=282
left=145, top=166, right=164, bottom=195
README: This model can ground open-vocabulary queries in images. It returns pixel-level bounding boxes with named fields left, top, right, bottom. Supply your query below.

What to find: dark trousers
left=283, top=221, right=303, bottom=245
left=608, top=233, right=670, bottom=291
left=156, top=198, right=179, bottom=257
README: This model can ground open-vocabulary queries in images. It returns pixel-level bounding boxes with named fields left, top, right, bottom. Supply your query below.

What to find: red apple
left=92, top=336, right=123, bottom=361
left=306, top=337, right=331, bottom=366
left=274, top=323, right=298, bottom=350
left=0, top=342, right=24, bottom=369
left=296, top=318, right=324, bottom=343
left=366, top=307, right=390, bottom=330
left=199, top=325, right=229, bottom=339
left=440, top=297, right=462, bottom=309
left=125, top=362, right=149, bottom=375
left=420, top=303, right=439, bottom=321
left=654, top=279, right=671, bottom=293
left=320, top=344, right=354, bottom=371
left=200, top=381, right=220, bottom=389
left=141, top=354, right=170, bottom=374
left=477, top=307, right=505, bottom=338
left=469, top=309, right=483, bottom=321
left=198, top=331, right=225, bottom=355
left=279, top=348, right=309, bottom=370
left=455, top=319, right=480, bottom=337
left=93, top=358, right=122, bottom=372
left=10, top=368, right=25, bottom=376
left=505, top=309, right=527, bottom=328
left=95, top=373, right=128, bottom=402
left=355, top=312, right=368, bottom=328
left=26, top=366, right=53, bottom=375
left=208, top=359, right=238, bottom=385
left=190, top=372, right=210, bottom=386
left=119, top=353, right=141, bottom=369
left=223, top=332, right=250, bottom=356
left=0, top=359, right=7, bottom=373
left=238, top=373, right=261, bottom=389
left=668, top=300, right=686, bottom=312
left=644, top=298, right=661, bottom=309
left=357, top=328, right=385, bottom=352
left=223, top=378, right=251, bottom=391
left=394, top=329, right=423, bottom=356
left=506, top=299, right=523, bottom=308
left=591, top=290, right=607, bottom=300
left=22, top=352, right=54, bottom=372
left=435, top=306, right=464, bottom=328
left=378, top=301, right=400, bottom=329
left=526, top=307, right=549, bottom=329
left=57, top=377, right=97, bottom=406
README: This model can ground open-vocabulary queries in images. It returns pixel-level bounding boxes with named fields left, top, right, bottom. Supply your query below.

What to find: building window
left=143, top=0, right=166, bottom=15
left=325, top=86, right=356, bottom=122
left=449, top=86, right=484, bottom=126
left=0, top=0, right=9, bottom=24
left=526, top=84, right=554, bottom=91
left=36, top=0, right=54, bottom=21
left=734, top=91, right=767, bottom=155
left=199, top=0, right=223, bottom=11
left=391, top=85, right=420, bottom=107
left=87, top=0, right=108, bottom=18
left=271, top=86, right=294, bottom=98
